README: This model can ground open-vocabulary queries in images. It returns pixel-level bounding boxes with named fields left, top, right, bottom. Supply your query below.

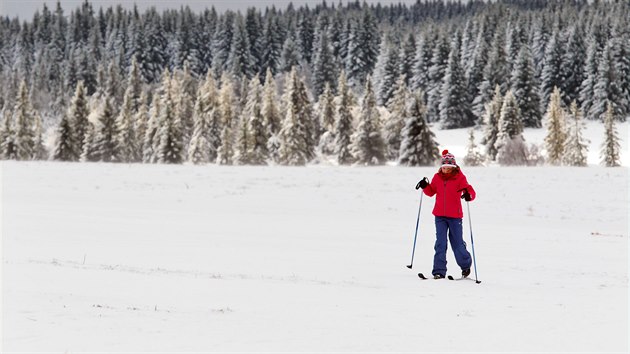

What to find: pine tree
left=32, top=111, right=46, bottom=160
left=481, top=86, right=503, bottom=161
left=399, top=33, right=416, bottom=87
left=142, top=92, right=161, bottom=163
left=261, top=69, right=281, bottom=161
left=601, top=101, right=621, bottom=167
left=439, top=44, right=473, bottom=129
left=157, top=71, right=183, bottom=164
left=133, top=92, right=149, bottom=160
left=579, top=37, right=599, bottom=118
left=384, top=75, right=408, bottom=160
left=334, top=71, right=354, bottom=165
left=589, top=39, right=626, bottom=122
left=217, top=74, right=235, bottom=165
left=53, top=108, right=79, bottom=161
left=473, top=28, right=508, bottom=121
left=317, top=82, right=336, bottom=155
left=92, top=97, right=118, bottom=162
left=543, top=86, right=567, bottom=165
left=563, top=101, right=589, bottom=167
left=228, top=15, right=255, bottom=79
left=426, top=33, right=451, bottom=122
left=0, top=108, right=17, bottom=159
left=312, top=30, right=337, bottom=97
left=398, top=93, right=440, bottom=166
left=495, top=90, right=525, bottom=164
left=188, top=71, right=220, bottom=164
left=540, top=28, right=565, bottom=113
left=410, top=32, right=434, bottom=93
left=241, top=74, right=267, bottom=165
left=560, top=26, right=586, bottom=106
left=279, top=67, right=310, bottom=166
left=463, top=129, right=485, bottom=166
left=261, top=14, right=283, bottom=76
left=510, top=45, right=542, bottom=128
left=12, top=80, right=36, bottom=160
left=374, top=37, right=399, bottom=106
left=281, top=35, right=301, bottom=73
left=113, top=85, right=137, bottom=162
left=350, top=76, right=385, bottom=165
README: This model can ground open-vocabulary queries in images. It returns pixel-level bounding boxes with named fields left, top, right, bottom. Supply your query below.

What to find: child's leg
left=447, top=218, right=472, bottom=270
left=432, top=217, right=449, bottom=276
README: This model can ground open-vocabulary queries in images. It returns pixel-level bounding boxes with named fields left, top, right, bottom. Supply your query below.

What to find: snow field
left=1, top=161, right=627, bottom=352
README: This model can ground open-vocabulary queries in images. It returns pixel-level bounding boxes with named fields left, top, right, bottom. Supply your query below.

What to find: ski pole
left=406, top=192, right=423, bottom=269
left=466, top=201, right=481, bottom=284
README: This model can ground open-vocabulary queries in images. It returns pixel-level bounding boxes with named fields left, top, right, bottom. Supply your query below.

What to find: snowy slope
left=1, top=160, right=627, bottom=353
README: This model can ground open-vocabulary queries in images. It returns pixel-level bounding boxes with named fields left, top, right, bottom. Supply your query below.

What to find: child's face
left=441, top=166, right=454, bottom=173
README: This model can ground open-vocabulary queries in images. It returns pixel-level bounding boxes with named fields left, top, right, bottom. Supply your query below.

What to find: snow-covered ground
left=1, top=161, right=628, bottom=353
left=1, top=122, right=628, bottom=353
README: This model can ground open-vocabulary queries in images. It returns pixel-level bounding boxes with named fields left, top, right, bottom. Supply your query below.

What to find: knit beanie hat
left=441, top=150, right=457, bottom=167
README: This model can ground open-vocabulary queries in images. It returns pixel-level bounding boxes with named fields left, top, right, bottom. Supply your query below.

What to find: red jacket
left=423, top=168, right=476, bottom=219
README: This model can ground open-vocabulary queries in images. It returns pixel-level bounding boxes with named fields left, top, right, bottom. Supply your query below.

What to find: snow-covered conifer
left=589, top=39, right=626, bottom=122
left=317, top=82, right=336, bottom=155
left=312, top=30, right=337, bottom=97
left=495, top=90, right=525, bottom=165
left=334, top=71, right=354, bottom=165
left=543, top=86, right=567, bottom=165
left=563, top=101, right=589, bottom=167
left=13, top=80, right=37, bottom=160
left=157, top=72, right=183, bottom=164
left=350, top=76, right=385, bottom=165
left=511, top=45, right=542, bottom=128
left=601, top=101, right=621, bottom=167
left=439, top=43, right=473, bottom=129
left=398, top=93, right=440, bottom=166
left=278, top=67, right=310, bottom=166
left=217, top=74, right=236, bottom=165
left=481, top=85, right=502, bottom=161
left=463, top=129, right=485, bottom=166
left=384, top=75, right=408, bottom=160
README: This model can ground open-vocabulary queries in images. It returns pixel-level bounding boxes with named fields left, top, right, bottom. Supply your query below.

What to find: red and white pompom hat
left=441, top=149, right=457, bottom=167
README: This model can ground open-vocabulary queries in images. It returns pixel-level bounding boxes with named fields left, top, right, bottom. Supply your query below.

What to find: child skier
left=416, top=150, right=476, bottom=279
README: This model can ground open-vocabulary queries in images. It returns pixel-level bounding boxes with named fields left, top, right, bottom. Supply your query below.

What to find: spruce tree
left=261, top=69, right=281, bottom=161
left=312, top=30, right=337, bottom=97
left=563, top=101, right=589, bottom=167
left=157, top=72, right=183, bottom=164
left=0, top=109, right=17, bottom=160
left=13, top=80, right=36, bottom=160
left=334, top=71, right=354, bottom=165
left=133, top=92, right=149, bottom=160
left=53, top=106, right=79, bottom=161
left=279, top=67, right=310, bottom=166
left=217, top=74, right=235, bottom=165
left=463, top=129, right=485, bottom=166
left=374, top=38, right=399, bottom=106
left=481, top=85, right=502, bottom=161
left=399, top=33, right=416, bottom=87
left=578, top=37, right=599, bottom=118
left=384, top=75, right=408, bottom=160
left=473, top=28, right=508, bottom=120
left=495, top=90, right=525, bottom=164
left=228, top=15, right=255, bottom=79
left=93, top=97, right=118, bottom=162
left=439, top=44, right=473, bottom=129
left=589, top=40, right=626, bottom=122
left=350, top=76, right=385, bottom=165
left=543, top=86, right=567, bottom=165
left=113, top=85, right=137, bottom=162
left=243, top=74, right=267, bottom=165
left=601, top=101, right=621, bottom=167
left=142, top=92, right=161, bottom=163
left=511, top=45, right=542, bottom=128
left=398, top=93, right=440, bottom=166
left=539, top=27, right=564, bottom=112
left=317, top=82, right=336, bottom=155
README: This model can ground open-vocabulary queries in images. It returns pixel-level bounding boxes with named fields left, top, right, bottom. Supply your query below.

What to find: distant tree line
left=0, top=0, right=626, bottom=166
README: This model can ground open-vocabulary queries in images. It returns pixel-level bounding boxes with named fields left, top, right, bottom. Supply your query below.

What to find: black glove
left=461, top=191, right=472, bottom=202
left=416, top=177, right=429, bottom=190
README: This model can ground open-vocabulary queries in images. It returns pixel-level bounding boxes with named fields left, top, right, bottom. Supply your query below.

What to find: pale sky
left=0, top=0, right=420, bottom=20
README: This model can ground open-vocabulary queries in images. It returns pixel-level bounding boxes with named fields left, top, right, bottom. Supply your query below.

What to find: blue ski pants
left=433, top=216, right=472, bottom=277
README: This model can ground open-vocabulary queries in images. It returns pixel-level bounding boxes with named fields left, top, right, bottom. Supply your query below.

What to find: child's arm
left=460, top=176, right=476, bottom=201
left=423, top=176, right=437, bottom=197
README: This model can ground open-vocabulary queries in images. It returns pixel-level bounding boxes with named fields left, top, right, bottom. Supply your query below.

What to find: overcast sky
left=0, top=0, right=420, bottom=20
